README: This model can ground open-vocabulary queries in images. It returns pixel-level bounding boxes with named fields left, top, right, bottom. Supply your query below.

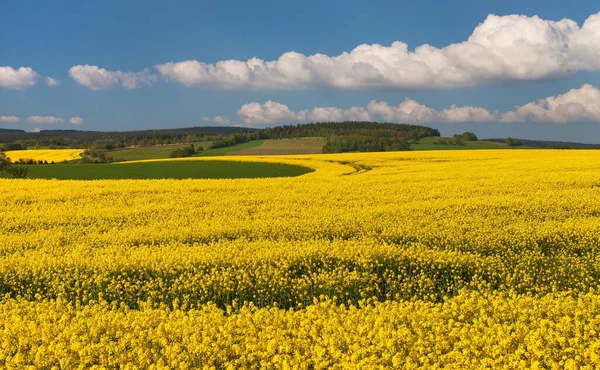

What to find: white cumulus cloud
left=69, top=65, right=157, bottom=90
left=237, top=100, right=298, bottom=124
left=438, top=105, right=497, bottom=123
left=156, top=12, right=600, bottom=90
left=69, top=116, right=84, bottom=125
left=232, top=84, right=600, bottom=126
left=27, top=116, right=65, bottom=124
left=237, top=101, right=373, bottom=126
left=0, top=115, right=20, bottom=123
left=0, top=66, right=40, bottom=89
left=367, top=99, right=437, bottom=124
left=501, top=84, right=600, bottom=123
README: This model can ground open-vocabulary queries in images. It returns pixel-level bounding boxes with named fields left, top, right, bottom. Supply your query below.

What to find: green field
left=107, top=141, right=266, bottom=162
left=231, top=137, right=326, bottom=155
left=411, top=137, right=517, bottom=150
left=108, top=142, right=212, bottom=162
left=2, top=161, right=313, bottom=180
left=195, top=140, right=265, bottom=157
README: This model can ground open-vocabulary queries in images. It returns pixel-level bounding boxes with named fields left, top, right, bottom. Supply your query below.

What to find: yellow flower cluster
left=4, top=149, right=84, bottom=162
left=2, top=149, right=600, bottom=367
left=2, top=292, right=599, bottom=369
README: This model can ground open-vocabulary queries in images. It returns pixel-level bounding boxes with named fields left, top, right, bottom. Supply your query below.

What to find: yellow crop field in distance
left=5, top=149, right=84, bottom=162
left=2, top=149, right=600, bottom=368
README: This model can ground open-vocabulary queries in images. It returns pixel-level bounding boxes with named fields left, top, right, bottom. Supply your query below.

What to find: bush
left=81, top=149, right=113, bottom=163
left=457, top=132, right=478, bottom=141
left=169, top=145, right=196, bottom=158
left=0, top=151, right=27, bottom=178
left=506, top=137, right=523, bottom=147
left=5, top=166, right=28, bottom=178
left=451, top=137, right=465, bottom=146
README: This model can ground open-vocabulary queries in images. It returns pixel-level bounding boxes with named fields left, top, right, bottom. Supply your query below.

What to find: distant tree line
left=485, top=138, right=600, bottom=149
left=0, top=127, right=253, bottom=150
left=13, top=159, right=54, bottom=165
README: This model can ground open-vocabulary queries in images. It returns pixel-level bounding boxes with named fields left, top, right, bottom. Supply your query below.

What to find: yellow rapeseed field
left=2, top=149, right=600, bottom=368
left=4, top=148, right=84, bottom=162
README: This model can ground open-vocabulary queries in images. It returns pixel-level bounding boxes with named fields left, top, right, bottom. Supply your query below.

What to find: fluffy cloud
left=69, top=116, right=84, bottom=125
left=27, top=116, right=65, bottom=124
left=0, top=115, right=20, bottom=123
left=232, top=84, right=600, bottom=126
left=297, top=106, right=372, bottom=122
left=69, top=65, right=157, bottom=90
left=201, top=115, right=231, bottom=124
left=438, top=106, right=497, bottom=123
left=0, top=66, right=40, bottom=89
left=156, top=12, right=600, bottom=90
left=237, top=101, right=298, bottom=124
left=501, top=84, right=600, bottom=123
left=236, top=101, right=372, bottom=125
left=45, top=77, right=60, bottom=87
left=367, top=99, right=437, bottom=124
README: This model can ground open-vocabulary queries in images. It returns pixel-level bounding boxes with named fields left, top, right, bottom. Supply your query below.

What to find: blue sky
left=1, top=0, right=600, bottom=141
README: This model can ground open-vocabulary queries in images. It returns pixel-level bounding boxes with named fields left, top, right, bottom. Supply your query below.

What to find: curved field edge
left=120, top=153, right=361, bottom=176
left=5, top=160, right=314, bottom=180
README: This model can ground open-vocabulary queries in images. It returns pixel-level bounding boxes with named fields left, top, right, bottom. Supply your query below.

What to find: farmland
left=2, top=150, right=600, bottom=368
left=107, top=142, right=212, bottom=162
left=107, top=140, right=266, bottom=161
left=4, top=149, right=84, bottom=162
left=230, top=137, right=327, bottom=155
left=410, top=136, right=515, bottom=150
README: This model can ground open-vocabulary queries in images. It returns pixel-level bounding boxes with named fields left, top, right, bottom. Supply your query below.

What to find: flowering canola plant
left=1, top=149, right=600, bottom=368
left=5, top=149, right=84, bottom=162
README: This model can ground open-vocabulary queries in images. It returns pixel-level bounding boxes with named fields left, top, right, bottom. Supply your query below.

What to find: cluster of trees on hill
left=323, top=135, right=411, bottom=153
left=261, top=122, right=440, bottom=140
left=430, top=132, right=478, bottom=146
left=210, top=122, right=440, bottom=154
left=262, top=122, right=439, bottom=154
